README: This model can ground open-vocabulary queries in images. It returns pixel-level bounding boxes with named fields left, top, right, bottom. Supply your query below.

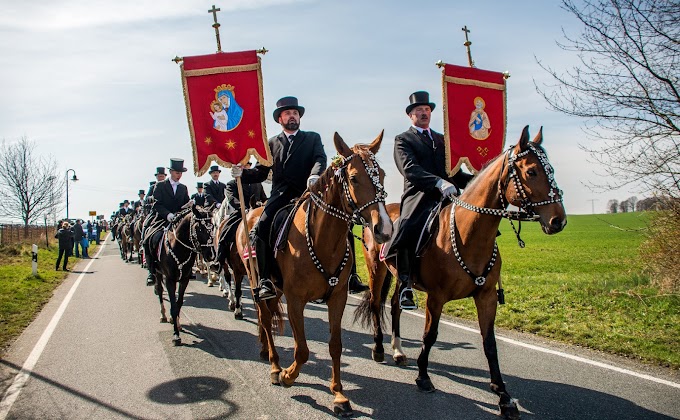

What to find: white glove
left=216, top=202, right=221, bottom=208
left=437, top=180, right=460, bottom=198
left=167, top=213, right=175, bottom=222
left=231, top=164, right=243, bottom=178
left=307, top=175, right=320, bottom=188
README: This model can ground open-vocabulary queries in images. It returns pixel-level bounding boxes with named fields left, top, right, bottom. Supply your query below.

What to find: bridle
left=449, top=142, right=563, bottom=289
left=306, top=151, right=387, bottom=301
left=164, top=208, right=215, bottom=275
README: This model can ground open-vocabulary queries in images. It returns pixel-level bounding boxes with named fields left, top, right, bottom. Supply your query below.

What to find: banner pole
left=236, top=176, right=258, bottom=286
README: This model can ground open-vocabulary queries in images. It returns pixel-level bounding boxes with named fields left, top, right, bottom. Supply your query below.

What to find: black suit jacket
left=388, top=127, right=472, bottom=251
left=191, top=192, right=214, bottom=207
left=205, top=180, right=227, bottom=205
left=152, top=180, right=190, bottom=221
left=241, top=130, right=326, bottom=198
left=226, top=179, right=267, bottom=210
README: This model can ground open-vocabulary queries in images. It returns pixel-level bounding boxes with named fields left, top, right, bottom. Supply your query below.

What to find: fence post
left=32, top=244, right=38, bottom=276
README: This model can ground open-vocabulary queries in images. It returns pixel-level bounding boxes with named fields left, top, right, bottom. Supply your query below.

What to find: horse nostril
left=550, top=217, right=563, bottom=230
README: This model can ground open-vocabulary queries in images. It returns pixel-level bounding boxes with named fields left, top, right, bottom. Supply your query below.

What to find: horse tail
left=271, top=299, right=285, bottom=336
left=353, top=271, right=392, bottom=329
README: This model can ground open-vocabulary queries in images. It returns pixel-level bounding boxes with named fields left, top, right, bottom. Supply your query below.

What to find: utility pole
left=586, top=199, right=598, bottom=214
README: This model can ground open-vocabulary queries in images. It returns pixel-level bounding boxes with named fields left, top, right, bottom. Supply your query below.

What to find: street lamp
left=65, top=169, right=78, bottom=219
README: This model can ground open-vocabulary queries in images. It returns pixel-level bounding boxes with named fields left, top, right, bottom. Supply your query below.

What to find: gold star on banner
left=225, top=140, right=236, bottom=149
left=205, top=136, right=213, bottom=145
left=248, top=130, right=255, bottom=138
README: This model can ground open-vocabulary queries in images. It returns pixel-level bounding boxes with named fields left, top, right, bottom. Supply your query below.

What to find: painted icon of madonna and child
left=210, top=84, right=244, bottom=132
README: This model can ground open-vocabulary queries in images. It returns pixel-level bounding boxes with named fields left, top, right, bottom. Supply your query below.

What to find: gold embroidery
left=444, top=75, right=505, bottom=91
left=184, top=63, right=260, bottom=77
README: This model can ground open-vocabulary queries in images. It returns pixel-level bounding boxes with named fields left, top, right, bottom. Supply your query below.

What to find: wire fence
left=0, top=224, right=53, bottom=247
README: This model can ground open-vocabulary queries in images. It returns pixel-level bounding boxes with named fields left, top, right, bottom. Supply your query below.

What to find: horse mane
left=305, top=144, right=375, bottom=199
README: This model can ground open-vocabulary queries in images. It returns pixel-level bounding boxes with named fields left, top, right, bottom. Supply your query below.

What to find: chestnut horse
left=355, top=126, right=566, bottom=419
left=233, top=132, right=392, bottom=416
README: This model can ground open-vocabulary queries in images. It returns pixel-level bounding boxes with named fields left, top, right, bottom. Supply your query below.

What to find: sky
left=0, top=0, right=641, bottom=222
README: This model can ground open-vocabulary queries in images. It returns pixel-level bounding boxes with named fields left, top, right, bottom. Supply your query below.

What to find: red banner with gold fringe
left=181, top=50, right=272, bottom=175
left=442, top=64, right=507, bottom=175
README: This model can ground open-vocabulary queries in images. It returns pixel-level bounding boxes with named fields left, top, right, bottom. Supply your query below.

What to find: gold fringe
left=443, top=75, right=505, bottom=91
left=183, top=63, right=260, bottom=78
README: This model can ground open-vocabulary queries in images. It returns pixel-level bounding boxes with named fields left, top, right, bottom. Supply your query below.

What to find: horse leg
left=279, top=297, right=308, bottom=388
left=415, top=296, right=444, bottom=393
left=370, top=267, right=390, bottom=363
left=256, top=299, right=281, bottom=384
left=474, top=288, right=520, bottom=420
left=233, top=274, right=244, bottom=320
left=390, top=277, right=407, bottom=366
left=327, top=291, right=352, bottom=417
left=166, top=277, right=181, bottom=345
left=175, top=277, right=189, bottom=334
left=155, top=272, right=167, bottom=323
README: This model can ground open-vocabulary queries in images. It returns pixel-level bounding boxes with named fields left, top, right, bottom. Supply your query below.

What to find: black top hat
left=405, top=91, right=436, bottom=115
left=168, top=158, right=187, bottom=173
left=155, top=167, right=166, bottom=176
left=138, top=189, right=145, bottom=195
left=209, top=165, right=221, bottom=174
left=273, top=96, right=305, bottom=122
left=196, top=182, right=204, bottom=189
left=118, top=202, right=124, bottom=207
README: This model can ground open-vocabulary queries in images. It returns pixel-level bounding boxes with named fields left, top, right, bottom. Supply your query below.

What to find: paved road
left=0, top=238, right=678, bottom=419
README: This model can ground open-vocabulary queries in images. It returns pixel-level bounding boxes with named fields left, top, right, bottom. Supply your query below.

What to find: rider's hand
left=437, top=180, right=460, bottom=198
left=231, top=164, right=243, bottom=178
left=167, top=213, right=175, bottom=222
left=307, top=175, right=320, bottom=188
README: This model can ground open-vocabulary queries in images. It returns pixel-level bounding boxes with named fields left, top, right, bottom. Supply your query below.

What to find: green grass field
left=355, top=212, right=680, bottom=369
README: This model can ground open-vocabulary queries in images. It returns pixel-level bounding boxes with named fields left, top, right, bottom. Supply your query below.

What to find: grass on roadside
left=354, top=213, right=680, bottom=369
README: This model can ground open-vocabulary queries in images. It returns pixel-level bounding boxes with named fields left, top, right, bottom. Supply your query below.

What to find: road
left=0, top=238, right=678, bottom=419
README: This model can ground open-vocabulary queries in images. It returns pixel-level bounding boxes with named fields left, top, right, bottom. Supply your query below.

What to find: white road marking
left=348, top=295, right=680, bottom=390
left=0, top=238, right=108, bottom=420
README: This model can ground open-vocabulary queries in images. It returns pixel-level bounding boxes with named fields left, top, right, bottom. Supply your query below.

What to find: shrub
left=640, top=198, right=680, bottom=293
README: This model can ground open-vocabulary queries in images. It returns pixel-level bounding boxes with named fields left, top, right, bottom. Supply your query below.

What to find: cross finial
left=461, top=25, right=475, bottom=68
left=208, top=5, right=222, bottom=53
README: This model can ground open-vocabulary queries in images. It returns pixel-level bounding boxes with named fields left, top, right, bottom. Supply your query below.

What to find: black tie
left=283, top=134, right=294, bottom=159
left=422, top=130, right=431, bottom=141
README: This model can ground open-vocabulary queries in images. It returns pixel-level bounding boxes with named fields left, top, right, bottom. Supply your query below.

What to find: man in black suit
left=205, top=166, right=227, bottom=208
left=232, top=96, right=326, bottom=300
left=386, top=91, right=473, bottom=309
left=147, top=167, right=167, bottom=198
left=134, top=190, right=146, bottom=210
left=191, top=182, right=213, bottom=207
left=142, top=158, right=190, bottom=285
left=226, top=162, right=267, bottom=210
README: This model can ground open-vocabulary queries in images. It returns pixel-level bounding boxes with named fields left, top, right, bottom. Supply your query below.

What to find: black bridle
left=164, top=208, right=215, bottom=276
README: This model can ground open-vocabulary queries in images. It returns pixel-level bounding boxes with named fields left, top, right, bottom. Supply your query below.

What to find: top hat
left=209, top=165, right=221, bottom=174
left=196, top=182, right=204, bottom=189
left=273, top=96, right=305, bottom=122
left=123, top=199, right=130, bottom=204
left=155, top=167, right=166, bottom=176
left=138, top=189, right=145, bottom=195
left=405, top=91, right=436, bottom=115
left=168, top=158, right=187, bottom=173
left=119, top=202, right=124, bottom=207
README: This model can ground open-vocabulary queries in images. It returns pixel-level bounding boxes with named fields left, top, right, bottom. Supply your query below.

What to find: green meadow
left=355, top=212, right=680, bottom=369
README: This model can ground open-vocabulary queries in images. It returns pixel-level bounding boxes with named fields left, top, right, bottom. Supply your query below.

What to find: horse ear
left=532, top=126, right=544, bottom=146
left=368, top=129, right=384, bottom=155
left=334, top=132, right=352, bottom=157
left=516, top=125, right=530, bottom=152
left=191, top=202, right=200, bottom=217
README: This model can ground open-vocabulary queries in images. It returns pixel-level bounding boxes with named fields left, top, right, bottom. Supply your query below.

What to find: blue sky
left=0, top=0, right=638, bottom=221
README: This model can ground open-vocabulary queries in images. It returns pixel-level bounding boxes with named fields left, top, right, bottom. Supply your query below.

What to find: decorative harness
left=306, top=151, right=387, bottom=303
left=163, top=208, right=215, bottom=278
left=449, top=143, right=563, bottom=288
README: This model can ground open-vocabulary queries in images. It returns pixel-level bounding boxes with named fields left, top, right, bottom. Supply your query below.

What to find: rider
left=134, top=190, right=146, bottom=211
left=191, top=182, right=213, bottom=207
left=231, top=96, right=326, bottom=301
left=142, top=158, right=191, bottom=286
left=386, top=91, right=472, bottom=309
left=205, top=166, right=227, bottom=208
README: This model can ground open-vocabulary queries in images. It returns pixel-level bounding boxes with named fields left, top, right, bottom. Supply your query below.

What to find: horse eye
left=350, top=175, right=358, bottom=184
left=527, top=169, right=537, bottom=177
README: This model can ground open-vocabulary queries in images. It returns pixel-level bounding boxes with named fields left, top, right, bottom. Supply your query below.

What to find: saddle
left=272, top=199, right=304, bottom=251
left=380, top=199, right=447, bottom=261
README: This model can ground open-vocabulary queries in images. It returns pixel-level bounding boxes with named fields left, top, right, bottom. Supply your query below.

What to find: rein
left=164, top=208, right=214, bottom=276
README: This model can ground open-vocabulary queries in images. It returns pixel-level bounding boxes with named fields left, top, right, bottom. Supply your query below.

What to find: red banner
left=442, top=64, right=507, bottom=175
left=181, top=50, right=272, bottom=175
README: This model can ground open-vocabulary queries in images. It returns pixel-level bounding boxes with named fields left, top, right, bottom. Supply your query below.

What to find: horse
left=118, top=214, right=133, bottom=262
left=150, top=204, right=216, bottom=345
left=354, top=126, right=566, bottom=420
left=132, top=207, right=147, bottom=265
left=232, top=131, right=392, bottom=417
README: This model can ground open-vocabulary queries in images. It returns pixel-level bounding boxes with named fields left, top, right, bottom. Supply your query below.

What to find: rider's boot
left=397, top=247, right=417, bottom=310
left=253, top=237, right=276, bottom=301
left=348, top=259, right=369, bottom=294
left=144, top=242, right=155, bottom=286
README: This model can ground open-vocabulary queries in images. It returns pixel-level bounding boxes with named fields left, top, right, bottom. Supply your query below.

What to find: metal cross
left=208, top=5, right=222, bottom=53
left=462, top=25, right=475, bottom=68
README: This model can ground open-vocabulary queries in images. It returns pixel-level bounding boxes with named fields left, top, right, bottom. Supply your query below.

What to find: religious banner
left=442, top=63, right=507, bottom=175
left=180, top=50, right=272, bottom=175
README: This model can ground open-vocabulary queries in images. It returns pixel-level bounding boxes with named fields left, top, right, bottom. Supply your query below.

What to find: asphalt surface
left=0, top=237, right=678, bottom=419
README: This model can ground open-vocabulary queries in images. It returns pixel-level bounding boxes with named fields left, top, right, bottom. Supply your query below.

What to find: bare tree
left=607, top=199, right=619, bottom=213
left=628, top=195, right=639, bottom=211
left=619, top=199, right=631, bottom=213
left=536, top=0, right=680, bottom=198
left=0, top=137, right=64, bottom=232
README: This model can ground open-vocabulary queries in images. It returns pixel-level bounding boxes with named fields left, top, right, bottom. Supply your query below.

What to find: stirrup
left=399, top=287, right=418, bottom=310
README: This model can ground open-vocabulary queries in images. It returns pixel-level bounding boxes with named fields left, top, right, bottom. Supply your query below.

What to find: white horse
left=210, top=198, right=238, bottom=306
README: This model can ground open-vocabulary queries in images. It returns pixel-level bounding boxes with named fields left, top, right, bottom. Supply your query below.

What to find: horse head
left=503, top=126, right=567, bottom=234
left=332, top=131, right=393, bottom=244
left=191, top=204, right=217, bottom=263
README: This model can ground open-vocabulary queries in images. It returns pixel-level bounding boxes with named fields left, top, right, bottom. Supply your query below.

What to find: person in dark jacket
left=205, top=166, right=228, bottom=208
left=55, top=221, right=72, bottom=271
left=231, top=96, right=326, bottom=300
left=73, top=219, right=85, bottom=258
left=386, top=91, right=473, bottom=309
left=191, top=182, right=214, bottom=207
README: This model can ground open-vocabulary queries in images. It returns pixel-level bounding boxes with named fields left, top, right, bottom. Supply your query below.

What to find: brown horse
left=355, top=126, right=566, bottom=419
left=233, top=132, right=392, bottom=416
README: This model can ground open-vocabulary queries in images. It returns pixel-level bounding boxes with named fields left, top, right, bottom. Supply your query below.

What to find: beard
left=283, top=119, right=299, bottom=131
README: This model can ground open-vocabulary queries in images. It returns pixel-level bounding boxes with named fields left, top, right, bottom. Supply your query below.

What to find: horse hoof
left=416, top=377, right=436, bottom=393
left=278, top=371, right=293, bottom=388
left=160, top=316, right=167, bottom=323
left=229, top=302, right=236, bottom=311
left=332, top=401, right=353, bottom=417
left=393, top=355, right=408, bottom=366
left=270, top=371, right=281, bottom=385
left=234, top=311, right=243, bottom=320
left=500, top=399, right=521, bottom=420
left=172, top=335, right=181, bottom=346
left=372, top=350, right=385, bottom=363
